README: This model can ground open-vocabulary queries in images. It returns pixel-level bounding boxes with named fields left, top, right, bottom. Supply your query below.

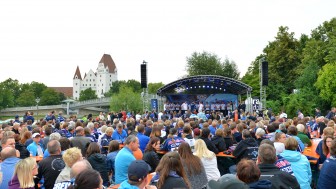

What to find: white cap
left=32, top=133, right=41, bottom=138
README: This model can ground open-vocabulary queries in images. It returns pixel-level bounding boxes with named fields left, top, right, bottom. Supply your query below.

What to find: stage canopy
left=157, top=75, right=252, bottom=96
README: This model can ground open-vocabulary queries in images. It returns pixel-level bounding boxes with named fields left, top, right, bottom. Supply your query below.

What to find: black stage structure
left=157, top=75, right=253, bottom=113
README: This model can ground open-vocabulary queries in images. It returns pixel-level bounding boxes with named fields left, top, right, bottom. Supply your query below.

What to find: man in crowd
left=70, top=126, right=91, bottom=156
left=35, top=140, right=65, bottom=189
left=115, top=135, right=140, bottom=184
left=0, top=147, right=20, bottom=189
left=112, top=123, right=128, bottom=143
left=137, top=124, right=150, bottom=153
left=257, top=143, right=300, bottom=189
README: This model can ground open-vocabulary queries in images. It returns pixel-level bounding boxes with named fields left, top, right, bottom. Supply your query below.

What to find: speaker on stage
left=141, top=63, right=147, bottom=88
left=261, top=61, right=268, bottom=86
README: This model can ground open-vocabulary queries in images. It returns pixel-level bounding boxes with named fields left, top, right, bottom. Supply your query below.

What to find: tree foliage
left=110, top=86, right=142, bottom=112
left=40, top=88, right=61, bottom=105
left=16, top=90, right=36, bottom=107
left=148, top=82, right=165, bottom=94
left=186, top=51, right=240, bottom=79
left=79, top=88, right=98, bottom=101
left=315, top=63, right=336, bottom=106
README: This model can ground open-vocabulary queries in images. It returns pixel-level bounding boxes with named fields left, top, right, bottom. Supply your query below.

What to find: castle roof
left=99, top=54, right=117, bottom=73
left=50, top=87, right=73, bottom=97
left=73, top=66, right=82, bottom=80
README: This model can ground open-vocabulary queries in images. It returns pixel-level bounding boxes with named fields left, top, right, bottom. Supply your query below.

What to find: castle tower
left=96, top=54, right=118, bottom=98
left=73, top=66, right=82, bottom=100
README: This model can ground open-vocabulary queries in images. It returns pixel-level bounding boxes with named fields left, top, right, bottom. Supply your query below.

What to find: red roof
left=99, top=54, right=117, bottom=73
left=50, top=87, right=73, bottom=97
left=73, top=66, right=82, bottom=80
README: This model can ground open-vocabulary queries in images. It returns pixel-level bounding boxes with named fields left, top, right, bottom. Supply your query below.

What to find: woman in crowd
left=274, top=132, right=286, bottom=154
left=55, top=147, right=83, bottom=184
left=155, top=151, right=190, bottom=189
left=178, top=142, right=208, bottom=189
left=211, top=128, right=226, bottom=152
left=255, top=128, right=266, bottom=146
left=107, top=140, right=120, bottom=184
left=86, top=142, right=109, bottom=186
left=14, top=134, right=30, bottom=159
left=322, top=135, right=334, bottom=159
left=280, top=137, right=312, bottom=189
left=194, top=139, right=220, bottom=181
left=223, top=127, right=236, bottom=149
left=236, top=159, right=271, bottom=188
left=8, top=157, right=38, bottom=189
left=68, top=169, right=104, bottom=189
left=143, top=137, right=161, bottom=172
left=182, top=125, right=196, bottom=150
left=150, top=126, right=164, bottom=144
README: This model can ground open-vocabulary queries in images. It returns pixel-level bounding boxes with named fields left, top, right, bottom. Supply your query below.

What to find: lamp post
left=35, top=98, right=40, bottom=115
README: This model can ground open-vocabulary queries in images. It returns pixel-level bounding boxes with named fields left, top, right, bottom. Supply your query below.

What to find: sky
left=0, top=0, right=335, bottom=87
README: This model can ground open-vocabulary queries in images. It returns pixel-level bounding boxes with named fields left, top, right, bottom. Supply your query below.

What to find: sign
left=151, top=99, right=158, bottom=112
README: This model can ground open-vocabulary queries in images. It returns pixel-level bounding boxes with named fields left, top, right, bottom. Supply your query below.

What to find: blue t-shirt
left=317, top=156, right=336, bottom=189
left=115, top=147, right=136, bottom=184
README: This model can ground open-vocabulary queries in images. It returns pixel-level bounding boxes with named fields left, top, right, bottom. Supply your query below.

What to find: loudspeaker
left=261, top=61, right=268, bottom=86
left=141, top=64, right=147, bottom=88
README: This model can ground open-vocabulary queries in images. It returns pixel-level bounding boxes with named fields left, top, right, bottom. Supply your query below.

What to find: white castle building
left=72, top=54, right=118, bottom=100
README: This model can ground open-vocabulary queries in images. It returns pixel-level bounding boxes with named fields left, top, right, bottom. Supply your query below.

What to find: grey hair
left=124, top=135, right=138, bottom=145
left=50, top=132, right=61, bottom=141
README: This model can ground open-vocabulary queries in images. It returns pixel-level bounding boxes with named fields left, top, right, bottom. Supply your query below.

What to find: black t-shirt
left=36, top=155, right=65, bottom=189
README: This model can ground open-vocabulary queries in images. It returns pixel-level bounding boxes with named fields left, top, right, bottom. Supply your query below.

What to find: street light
left=35, top=97, right=40, bottom=115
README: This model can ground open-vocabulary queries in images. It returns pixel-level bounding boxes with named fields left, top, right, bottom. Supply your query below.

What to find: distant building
left=73, top=54, right=118, bottom=100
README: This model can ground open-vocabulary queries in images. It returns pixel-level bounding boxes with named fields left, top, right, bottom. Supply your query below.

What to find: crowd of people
left=0, top=106, right=336, bottom=189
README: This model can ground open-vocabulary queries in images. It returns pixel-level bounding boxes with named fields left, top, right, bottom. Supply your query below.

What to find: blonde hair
left=14, top=157, right=36, bottom=188
left=194, top=139, right=215, bottom=159
left=63, top=147, right=82, bottom=167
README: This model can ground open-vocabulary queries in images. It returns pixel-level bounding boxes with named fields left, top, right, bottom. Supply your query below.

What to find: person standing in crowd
left=318, top=139, right=336, bottom=188
left=35, top=140, right=65, bottom=189
left=280, top=137, right=311, bottom=189
left=0, top=147, right=20, bottom=189
left=70, top=126, right=91, bottom=156
left=115, top=135, right=140, bottom=184
left=155, top=151, right=190, bottom=189
left=8, top=157, right=38, bottom=189
left=257, top=144, right=300, bottom=189
left=178, top=142, right=208, bottom=189
left=27, top=133, right=44, bottom=157
left=137, top=124, right=150, bottom=153
left=194, top=139, right=220, bottom=181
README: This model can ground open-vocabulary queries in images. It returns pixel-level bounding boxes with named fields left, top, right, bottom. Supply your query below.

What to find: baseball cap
left=128, top=160, right=150, bottom=182
left=207, top=174, right=249, bottom=189
left=32, top=133, right=41, bottom=138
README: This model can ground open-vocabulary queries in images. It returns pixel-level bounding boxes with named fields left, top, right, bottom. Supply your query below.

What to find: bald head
left=1, top=147, right=17, bottom=161
left=75, top=126, right=84, bottom=136
left=70, top=160, right=92, bottom=178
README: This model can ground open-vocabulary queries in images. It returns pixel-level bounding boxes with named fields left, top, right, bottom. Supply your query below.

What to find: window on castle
left=90, top=74, right=92, bottom=76
left=90, top=79, right=91, bottom=81
left=110, top=75, right=111, bottom=77
left=102, top=84, right=103, bottom=86
left=93, top=79, right=95, bottom=81
left=83, top=84, right=84, bottom=86
left=94, top=84, right=96, bottom=86
left=75, top=91, right=77, bottom=93
left=100, top=75, right=101, bottom=77
left=90, top=84, right=91, bottom=86
left=86, top=79, right=88, bottom=82
left=76, top=83, right=77, bottom=85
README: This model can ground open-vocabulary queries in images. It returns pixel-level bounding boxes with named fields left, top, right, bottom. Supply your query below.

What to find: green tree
left=186, top=51, right=223, bottom=76
left=105, top=80, right=127, bottom=97
left=126, top=79, right=142, bottom=93
left=110, top=86, right=142, bottom=112
left=315, top=63, right=336, bottom=106
left=79, top=88, right=98, bottom=101
left=222, top=58, right=240, bottom=80
left=40, top=88, right=61, bottom=105
left=1, top=78, right=21, bottom=106
left=263, top=26, right=301, bottom=95
left=16, top=90, right=36, bottom=107
left=148, top=82, right=165, bottom=94
left=0, top=83, right=15, bottom=109
left=30, top=82, right=48, bottom=98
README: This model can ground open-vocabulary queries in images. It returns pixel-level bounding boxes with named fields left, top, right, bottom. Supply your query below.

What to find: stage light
left=215, top=87, right=217, bottom=89
left=190, top=87, right=193, bottom=89
left=199, top=86, right=201, bottom=88
left=186, top=87, right=188, bottom=90
left=207, top=86, right=209, bottom=88
left=211, top=86, right=214, bottom=89
left=203, top=86, right=205, bottom=88
left=220, top=88, right=222, bottom=90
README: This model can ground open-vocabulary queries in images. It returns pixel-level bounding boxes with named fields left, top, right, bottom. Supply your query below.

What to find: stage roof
left=157, top=75, right=252, bottom=96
